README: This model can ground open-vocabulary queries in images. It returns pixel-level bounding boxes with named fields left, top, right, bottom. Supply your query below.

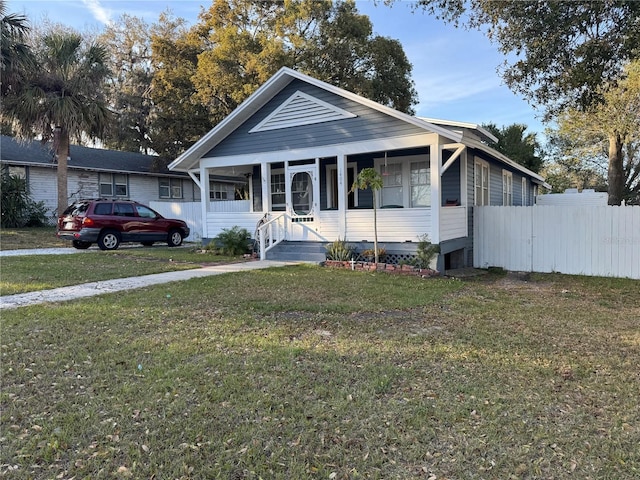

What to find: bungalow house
left=169, top=67, right=549, bottom=270
left=0, top=135, right=246, bottom=223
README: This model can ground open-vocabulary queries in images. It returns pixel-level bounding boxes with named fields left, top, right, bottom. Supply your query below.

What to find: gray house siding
left=441, top=161, right=460, bottom=206
left=207, top=79, right=427, bottom=158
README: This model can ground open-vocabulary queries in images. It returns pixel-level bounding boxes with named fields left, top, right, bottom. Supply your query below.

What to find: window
left=7, top=165, right=27, bottom=179
left=270, top=170, right=285, bottom=211
left=381, top=162, right=403, bottom=206
left=135, top=204, right=157, bottom=218
left=521, top=177, right=527, bottom=205
left=209, top=182, right=229, bottom=200
left=502, top=170, right=513, bottom=206
left=474, top=159, right=489, bottom=206
left=93, top=203, right=112, bottom=215
left=410, top=161, right=430, bottom=207
left=159, top=178, right=183, bottom=199
left=372, top=155, right=431, bottom=208
left=114, top=202, right=135, bottom=216
left=99, top=173, right=128, bottom=197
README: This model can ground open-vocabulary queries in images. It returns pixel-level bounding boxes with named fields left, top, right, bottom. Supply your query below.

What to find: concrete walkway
left=0, top=260, right=299, bottom=310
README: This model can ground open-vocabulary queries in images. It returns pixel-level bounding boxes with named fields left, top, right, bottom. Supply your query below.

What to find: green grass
left=0, top=249, right=252, bottom=295
left=2, top=267, right=639, bottom=479
left=0, top=227, right=67, bottom=249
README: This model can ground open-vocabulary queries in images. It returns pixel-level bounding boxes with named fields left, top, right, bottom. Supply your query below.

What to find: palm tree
left=0, top=0, right=34, bottom=97
left=2, top=29, right=112, bottom=215
left=351, top=167, right=383, bottom=263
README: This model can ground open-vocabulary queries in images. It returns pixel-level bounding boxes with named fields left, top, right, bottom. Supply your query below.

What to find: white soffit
left=249, top=90, right=357, bottom=133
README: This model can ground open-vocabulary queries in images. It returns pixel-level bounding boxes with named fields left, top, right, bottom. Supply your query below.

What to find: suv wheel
left=167, top=229, right=183, bottom=247
left=72, top=240, right=92, bottom=250
left=98, top=230, right=121, bottom=250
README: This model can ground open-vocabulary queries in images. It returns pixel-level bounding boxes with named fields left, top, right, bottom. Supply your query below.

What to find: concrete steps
left=264, top=241, right=327, bottom=263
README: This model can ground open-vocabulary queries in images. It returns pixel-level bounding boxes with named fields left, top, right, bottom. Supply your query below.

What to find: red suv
left=57, top=199, right=190, bottom=250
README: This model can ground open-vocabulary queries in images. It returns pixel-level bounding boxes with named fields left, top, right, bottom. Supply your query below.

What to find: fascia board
left=464, top=137, right=548, bottom=186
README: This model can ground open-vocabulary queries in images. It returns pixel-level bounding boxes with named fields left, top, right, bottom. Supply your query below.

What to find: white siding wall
left=206, top=212, right=264, bottom=239
left=25, top=165, right=198, bottom=220
left=440, top=206, right=467, bottom=241
left=474, top=205, right=640, bottom=279
left=345, top=209, right=431, bottom=242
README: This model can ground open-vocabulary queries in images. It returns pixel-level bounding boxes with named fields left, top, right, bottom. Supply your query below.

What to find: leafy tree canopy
left=408, top=0, right=640, bottom=118
left=98, top=14, right=155, bottom=155
left=544, top=61, right=640, bottom=204
left=192, top=0, right=417, bottom=125
left=483, top=123, right=544, bottom=173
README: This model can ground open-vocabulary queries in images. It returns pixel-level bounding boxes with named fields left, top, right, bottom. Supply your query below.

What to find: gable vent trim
left=249, top=90, right=357, bottom=133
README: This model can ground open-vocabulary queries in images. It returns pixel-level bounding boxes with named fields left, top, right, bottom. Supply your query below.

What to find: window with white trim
left=159, top=178, right=183, bottom=199
left=521, top=177, right=526, bottom=205
left=474, top=159, right=489, bottom=206
left=372, top=154, right=431, bottom=208
left=410, top=161, right=430, bottom=207
left=270, top=169, right=286, bottom=211
left=209, top=182, right=229, bottom=200
left=99, top=173, right=128, bottom=197
left=502, top=170, right=513, bottom=206
left=381, top=162, right=403, bottom=206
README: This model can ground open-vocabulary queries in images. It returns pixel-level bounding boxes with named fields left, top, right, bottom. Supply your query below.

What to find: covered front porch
left=187, top=133, right=469, bottom=262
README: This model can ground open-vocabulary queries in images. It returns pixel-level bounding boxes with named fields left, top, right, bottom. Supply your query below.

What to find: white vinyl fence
left=150, top=201, right=203, bottom=243
left=150, top=200, right=253, bottom=243
left=474, top=206, right=640, bottom=279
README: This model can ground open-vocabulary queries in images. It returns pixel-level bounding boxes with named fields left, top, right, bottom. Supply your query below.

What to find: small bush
left=412, top=234, right=440, bottom=269
left=213, top=226, right=251, bottom=255
left=362, top=247, right=386, bottom=260
left=325, top=238, right=356, bottom=261
left=1, top=172, right=49, bottom=227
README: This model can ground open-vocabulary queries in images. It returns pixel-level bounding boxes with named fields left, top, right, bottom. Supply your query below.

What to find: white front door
left=286, top=165, right=320, bottom=240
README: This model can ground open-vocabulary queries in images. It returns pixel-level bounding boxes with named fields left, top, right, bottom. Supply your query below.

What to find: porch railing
left=256, top=213, right=287, bottom=260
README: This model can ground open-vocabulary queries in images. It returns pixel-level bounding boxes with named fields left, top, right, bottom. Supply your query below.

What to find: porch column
left=261, top=162, right=269, bottom=213
left=201, top=165, right=211, bottom=239
left=430, top=142, right=442, bottom=243
left=337, top=154, right=347, bottom=239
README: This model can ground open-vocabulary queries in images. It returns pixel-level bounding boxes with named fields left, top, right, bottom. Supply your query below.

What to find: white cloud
left=81, top=0, right=112, bottom=25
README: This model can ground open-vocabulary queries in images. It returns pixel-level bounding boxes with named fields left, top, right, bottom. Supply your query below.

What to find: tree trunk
left=373, top=202, right=379, bottom=264
left=55, top=127, right=70, bottom=216
left=607, top=132, right=624, bottom=205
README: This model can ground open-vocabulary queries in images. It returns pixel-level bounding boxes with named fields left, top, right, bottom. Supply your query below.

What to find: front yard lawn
left=2, top=267, right=639, bottom=479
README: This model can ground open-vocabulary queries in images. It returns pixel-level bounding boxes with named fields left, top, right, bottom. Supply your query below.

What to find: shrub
left=213, top=226, right=251, bottom=255
left=325, top=238, right=356, bottom=261
left=362, top=247, right=386, bottom=260
left=412, top=234, right=440, bottom=269
left=1, top=172, right=49, bottom=227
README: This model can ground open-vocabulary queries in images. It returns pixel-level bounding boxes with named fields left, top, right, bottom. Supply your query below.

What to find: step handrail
left=256, top=213, right=287, bottom=260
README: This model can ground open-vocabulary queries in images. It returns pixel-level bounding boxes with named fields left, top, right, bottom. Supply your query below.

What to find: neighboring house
left=169, top=67, right=550, bottom=270
left=0, top=135, right=245, bottom=222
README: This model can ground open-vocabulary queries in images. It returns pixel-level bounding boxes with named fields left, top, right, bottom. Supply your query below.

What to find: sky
left=7, top=0, right=548, bottom=137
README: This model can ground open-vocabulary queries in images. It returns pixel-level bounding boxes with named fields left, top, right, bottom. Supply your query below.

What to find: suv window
left=135, top=205, right=158, bottom=219
left=63, top=202, right=91, bottom=216
left=114, top=203, right=135, bottom=216
left=93, top=203, right=113, bottom=215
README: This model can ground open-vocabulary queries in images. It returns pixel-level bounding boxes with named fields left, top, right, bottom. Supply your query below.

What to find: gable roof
left=0, top=135, right=183, bottom=177
left=169, top=67, right=464, bottom=172
left=168, top=67, right=548, bottom=187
